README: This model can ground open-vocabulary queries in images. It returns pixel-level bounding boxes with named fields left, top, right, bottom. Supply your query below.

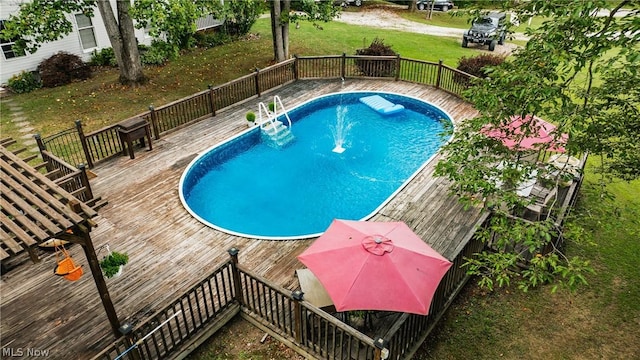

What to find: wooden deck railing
left=91, top=261, right=238, bottom=360
left=383, top=227, right=488, bottom=360
left=37, top=56, right=474, bottom=169
left=40, top=150, right=94, bottom=202
left=237, top=264, right=381, bottom=360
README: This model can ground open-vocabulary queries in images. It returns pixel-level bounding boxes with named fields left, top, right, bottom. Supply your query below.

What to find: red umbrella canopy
left=297, top=219, right=452, bottom=315
left=482, top=115, right=568, bottom=153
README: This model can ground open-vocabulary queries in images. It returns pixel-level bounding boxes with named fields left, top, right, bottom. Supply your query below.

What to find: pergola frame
left=0, top=144, right=122, bottom=338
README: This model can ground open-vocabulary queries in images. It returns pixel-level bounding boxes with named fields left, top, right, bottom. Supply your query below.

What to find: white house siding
left=0, top=0, right=151, bottom=85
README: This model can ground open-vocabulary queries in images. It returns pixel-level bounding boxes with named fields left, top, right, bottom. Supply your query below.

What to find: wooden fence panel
left=258, top=59, right=296, bottom=93
left=152, top=91, right=211, bottom=135
left=437, top=65, right=473, bottom=98
left=84, top=125, right=122, bottom=165
left=213, top=74, right=258, bottom=110
left=346, top=55, right=397, bottom=79
left=238, top=267, right=380, bottom=360
left=297, top=56, right=343, bottom=79
left=238, top=269, right=296, bottom=338
left=299, top=305, right=378, bottom=360
left=398, top=58, right=440, bottom=86
left=40, top=150, right=93, bottom=202
left=39, top=124, right=86, bottom=168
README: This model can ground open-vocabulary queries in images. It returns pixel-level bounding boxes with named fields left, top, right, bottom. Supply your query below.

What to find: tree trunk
left=282, top=0, right=290, bottom=60
left=408, top=0, right=417, bottom=12
left=272, top=1, right=286, bottom=62
left=270, top=0, right=293, bottom=62
left=96, top=0, right=147, bottom=85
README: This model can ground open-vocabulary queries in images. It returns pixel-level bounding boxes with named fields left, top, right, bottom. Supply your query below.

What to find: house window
left=75, top=14, right=97, bottom=50
left=0, top=20, right=26, bottom=59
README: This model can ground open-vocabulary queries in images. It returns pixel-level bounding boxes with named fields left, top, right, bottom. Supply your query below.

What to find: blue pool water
left=179, top=92, right=452, bottom=239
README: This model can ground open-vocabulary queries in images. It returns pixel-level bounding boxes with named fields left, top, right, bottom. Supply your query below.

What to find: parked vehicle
left=336, top=0, right=363, bottom=7
left=462, top=12, right=507, bottom=51
left=416, top=0, right=454, bottom=12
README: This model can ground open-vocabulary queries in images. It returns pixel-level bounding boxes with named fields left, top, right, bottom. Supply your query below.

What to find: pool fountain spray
left=331, top=104, right=353, bottom=153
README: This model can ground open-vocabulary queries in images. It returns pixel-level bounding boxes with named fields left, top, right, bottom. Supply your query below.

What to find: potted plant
left=100, top=251, right=129, bottom=278
left=246, top=111, right=256, bottom=127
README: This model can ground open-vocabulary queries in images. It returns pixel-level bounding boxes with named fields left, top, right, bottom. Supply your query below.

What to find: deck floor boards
left=1, top=79, right=485, bottom=359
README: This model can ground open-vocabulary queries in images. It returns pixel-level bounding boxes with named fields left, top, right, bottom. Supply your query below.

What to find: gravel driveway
left=335, top=8, right=523, bottom=56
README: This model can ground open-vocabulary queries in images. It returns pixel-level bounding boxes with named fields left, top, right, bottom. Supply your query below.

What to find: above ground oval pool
left=179, top=92, right=453, bottom=240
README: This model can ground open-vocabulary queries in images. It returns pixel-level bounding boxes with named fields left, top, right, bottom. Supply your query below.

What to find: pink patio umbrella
left=482, top=115, right=568, bottom=153
left=297, top=219, right=452, bottom=315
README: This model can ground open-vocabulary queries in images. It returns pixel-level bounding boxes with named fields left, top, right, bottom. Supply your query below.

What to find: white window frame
left=0, top=20, right=26, bottom=60
left=74, top=13, right=97, bottom=51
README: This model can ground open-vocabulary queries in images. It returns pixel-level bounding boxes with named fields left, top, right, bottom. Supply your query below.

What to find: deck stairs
left=258, top=95, right=294, bottom=148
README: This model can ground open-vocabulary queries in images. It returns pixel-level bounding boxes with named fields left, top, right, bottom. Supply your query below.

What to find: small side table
left=118, top=117, right=152, bottom=159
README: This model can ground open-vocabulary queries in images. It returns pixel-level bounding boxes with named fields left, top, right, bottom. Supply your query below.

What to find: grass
left=3, top=7, right=639, bottom=359
left=419, top=174, right=640, bottom=359
left=2, top=16, right=469, bottom=142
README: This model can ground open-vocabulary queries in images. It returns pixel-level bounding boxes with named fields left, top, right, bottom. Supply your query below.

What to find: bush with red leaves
left=456, top=53, right=506, bottom=82
left=38, top=52, right=92, bottom=88
left=355, top=37, right=398, bottom=77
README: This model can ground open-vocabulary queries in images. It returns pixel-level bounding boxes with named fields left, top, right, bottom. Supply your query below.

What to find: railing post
left=292, top=290, right=304, bottom=344
left=436, top=59, right=443, bottom=89
left=75, top=120, right=94, bottom=169
left=374, top=337, right=390, bottom=360
left=254, top=68, right=261, bottom=97
left=119, top=324, right=142, bottom=360
left=395, top=54, right=401, bottom=81
left=149, top=105, right=160, bottom=140
left=341, top=53, right=346, bottom=79
left=228, top=247, right=244, bottom=306
left=77, top=163, right=94, bottom=201
left=208, top=84, right=217, bottom=117
left=34, top=134, right=53, bottom=172
left=293, top=54, right=299, bottom=80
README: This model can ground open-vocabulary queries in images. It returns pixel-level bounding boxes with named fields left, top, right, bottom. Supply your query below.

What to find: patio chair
left=53, top=245, right=83, bottom=281
left=525, top=184, right=557, bottom=221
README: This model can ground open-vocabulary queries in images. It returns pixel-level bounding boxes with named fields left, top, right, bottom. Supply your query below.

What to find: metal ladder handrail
left=272, top=95, right=292, bottom=130
left=258, top=102, right=277, bottom=132
left=257, top=95, right=292, bottom=135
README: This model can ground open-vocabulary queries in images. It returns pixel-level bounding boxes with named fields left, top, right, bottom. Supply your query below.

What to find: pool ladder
left=258, top=95, right=295, bottom=148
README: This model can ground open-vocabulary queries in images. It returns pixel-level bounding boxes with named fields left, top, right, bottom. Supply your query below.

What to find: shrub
left=89, top=47, right=117, bottom=67
left=246, top=111, right=256, bottom=122
left=38, top=52, right=91, bottom=88
left=355, top=38, right=398, bottom=77
left=7, top=71, right=41, bottom=94
left=194, top=31, right=233, bottom=48
left=456, top=53, right=506, bottom=81
left=140, top=41, right=170, bottom=66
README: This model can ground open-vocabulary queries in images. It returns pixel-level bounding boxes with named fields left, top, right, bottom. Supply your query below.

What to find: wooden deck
left=0, top=79, right=485, bottom=359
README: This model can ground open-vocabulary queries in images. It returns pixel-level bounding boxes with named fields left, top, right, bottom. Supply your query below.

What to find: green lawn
left=3, top=9, right=639, bottom=360
left=1, top=17, right=469, bottom=141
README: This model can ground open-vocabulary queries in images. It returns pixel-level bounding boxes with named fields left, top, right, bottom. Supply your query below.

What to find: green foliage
left=7, top=71, right=41, bottom=94
left=89, top=47, right=117, bottom=67
left=194, top=31, right=233, bottom=48
left=140, top=41, right=170, bottom=66
left=131, top=0, right=220, bottom=58
left=100, top=251, right=129, bottom=278
left=38, top=52, right=91, bottom=88
left=246, top=111, right=256, bottom=122
left=438, top=0, right=640, bottom=293
left=0, top=1, right=95, bottom=54
left=268, top=102, right=275, bottom=112
left=217, top=0, right=264, bottom=36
